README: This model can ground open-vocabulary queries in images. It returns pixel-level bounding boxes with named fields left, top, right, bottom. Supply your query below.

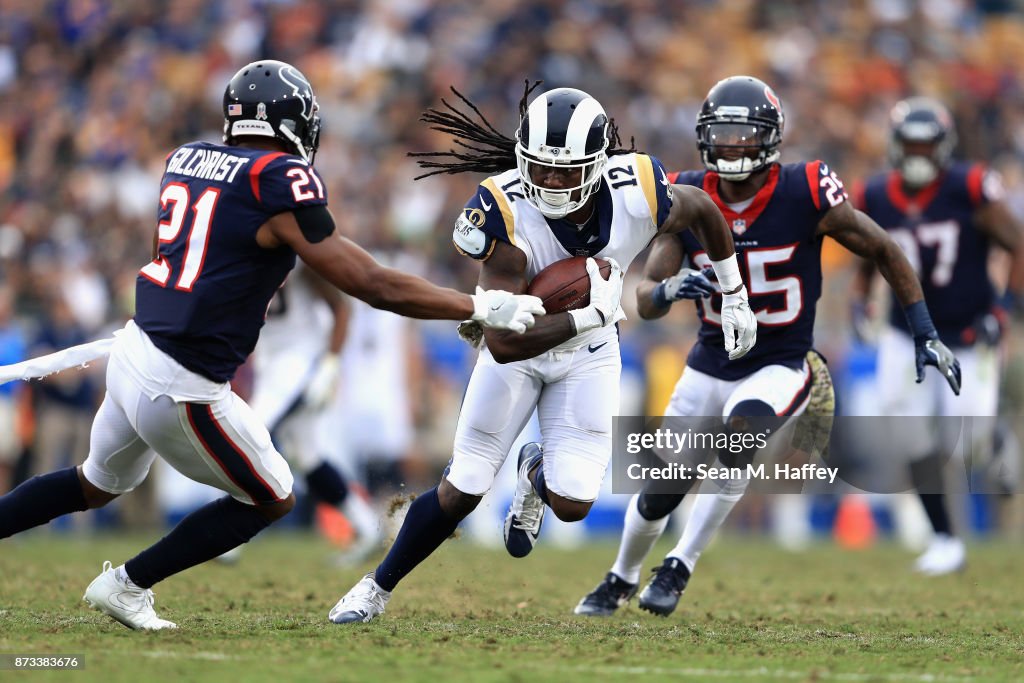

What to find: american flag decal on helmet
left=227, top=104, right=242, bottom=116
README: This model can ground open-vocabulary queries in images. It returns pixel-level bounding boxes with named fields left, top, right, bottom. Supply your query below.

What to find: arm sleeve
left=452, top=182, right=514, bottom=261
left=967, top=163, right=1004, bottom=208
left=804, top=160, right=849, bottom=220
left=252, top=154, right=329, bottom=213
left=635, top=154, right=674, bottom=229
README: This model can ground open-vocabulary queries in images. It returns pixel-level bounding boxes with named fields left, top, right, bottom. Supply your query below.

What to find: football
left=525, top=256, right=613, bottom=314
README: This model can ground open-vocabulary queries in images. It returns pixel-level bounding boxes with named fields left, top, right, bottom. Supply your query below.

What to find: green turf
left=1, top=532, right=1021, bottom=682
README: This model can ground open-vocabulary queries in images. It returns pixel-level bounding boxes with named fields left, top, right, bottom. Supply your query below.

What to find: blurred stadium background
left=2, top=0, right=1024, bottom=551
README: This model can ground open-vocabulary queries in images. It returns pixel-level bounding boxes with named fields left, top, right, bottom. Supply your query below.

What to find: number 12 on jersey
left=139, top=183, right=221, bottom=291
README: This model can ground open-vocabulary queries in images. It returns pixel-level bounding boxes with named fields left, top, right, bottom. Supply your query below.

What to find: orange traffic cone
left=316, top=503, right=354, bottom=547
left=833, top=494, right=876, bottom=549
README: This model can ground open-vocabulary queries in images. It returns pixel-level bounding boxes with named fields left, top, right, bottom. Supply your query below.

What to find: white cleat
left=914, top=534, right=966, bottom=576
left=328, top=574, right=391, bottom=624
left=83, top=561, right=177, bottom=630
left=503, top=442, right=546, bottom=558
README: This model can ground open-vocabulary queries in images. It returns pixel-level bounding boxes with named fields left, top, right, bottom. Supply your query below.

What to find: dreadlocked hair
left=411, top=80, right=636, bottom=180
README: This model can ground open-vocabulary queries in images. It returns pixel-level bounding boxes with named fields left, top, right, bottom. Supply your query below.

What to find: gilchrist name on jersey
left=164, top=146, right=251, bottom=183
left=135, top=141, right=328, bottom=383
left=671, top=161, right=847, bottom=380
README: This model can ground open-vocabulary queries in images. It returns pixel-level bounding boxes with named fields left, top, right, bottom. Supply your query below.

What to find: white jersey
left=453, top=153, right=673, bottom=351
left=257, top=267, right=332, bottom=359
left=250, top=269, right=333, bottom=429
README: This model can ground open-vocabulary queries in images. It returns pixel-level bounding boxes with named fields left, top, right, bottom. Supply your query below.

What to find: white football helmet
left=515, top=88, right=609, bottom=219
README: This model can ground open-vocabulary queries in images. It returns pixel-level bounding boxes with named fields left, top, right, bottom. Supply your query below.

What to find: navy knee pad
left=637, top=490, right=685, bottom=521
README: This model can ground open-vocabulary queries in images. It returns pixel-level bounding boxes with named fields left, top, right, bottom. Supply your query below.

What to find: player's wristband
left=903, top=300, right=938, bottom=341
left=710, top=254, right=742, bottom=293
left=569, top=306, right=604, bottom=335
left=652, top=281, right=672, bottom=309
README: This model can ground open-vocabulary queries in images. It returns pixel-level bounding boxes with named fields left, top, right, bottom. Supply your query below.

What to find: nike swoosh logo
left=588, top=342, right=608, bottom=353
left=659, top=168, right=670, bottom=186
left=490, top=305, right=502, bottom=311
left=285, top=158, right=309, bottom=166
left=481, top=196, right=493, bottom=211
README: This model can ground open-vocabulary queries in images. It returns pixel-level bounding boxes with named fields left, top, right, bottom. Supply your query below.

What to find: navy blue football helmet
left=888, top=97, right=956, bottom=187
left=697, top=76, right=784, bottom=181
left=223, top=60, right=321, bottom=163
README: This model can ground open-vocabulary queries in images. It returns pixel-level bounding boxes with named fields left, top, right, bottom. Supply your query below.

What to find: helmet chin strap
left=278, top=124, right=310, bottom=162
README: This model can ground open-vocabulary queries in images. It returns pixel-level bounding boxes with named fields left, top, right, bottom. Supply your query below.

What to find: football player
left=575, top=76, right=962, bottom=618
left=0, top=60, right=542, bottom=630
left=852, top=97, right=1024, bottom=575
left=328, top=84, right=758, bottom=624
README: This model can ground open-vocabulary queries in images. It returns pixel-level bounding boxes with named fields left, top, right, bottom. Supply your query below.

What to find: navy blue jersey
left=857, top=162, right=996, bottom=347
left=671, top=161, right=846, bottom=380
left=134, top=141, right=328, bottom=382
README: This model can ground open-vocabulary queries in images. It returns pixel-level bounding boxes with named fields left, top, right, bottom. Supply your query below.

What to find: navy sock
left=528, top=456, right=551, bottom=506
left=305, top=461, right=348, bottom=507
left=374, top=487, right=457, bottom=592
left=125, top=496, right=273, bottom=588
left=0, top=467, right=88, bottom=539
left=918, top=492, right=953, bottom=536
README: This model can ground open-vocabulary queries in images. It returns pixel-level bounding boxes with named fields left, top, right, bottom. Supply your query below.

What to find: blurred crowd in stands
left=1, top=0, right=1023, bottom=536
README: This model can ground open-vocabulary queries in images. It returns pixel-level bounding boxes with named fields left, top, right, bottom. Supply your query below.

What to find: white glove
left=303, top=353, right=341, bottom=410
left=720, top=285, right=757, bottom=360
left=569, top=257, right=624, bottom=334
left=470, top=286, right=546, bottom=333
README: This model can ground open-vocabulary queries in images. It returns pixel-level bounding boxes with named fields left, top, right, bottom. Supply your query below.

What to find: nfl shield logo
left=732, top=218, right=747, bottom=235
left=256, top=102, right=268, bottom=120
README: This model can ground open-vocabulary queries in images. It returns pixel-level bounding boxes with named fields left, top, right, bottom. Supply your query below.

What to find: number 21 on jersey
left=139, top=183, right=220, bottom=291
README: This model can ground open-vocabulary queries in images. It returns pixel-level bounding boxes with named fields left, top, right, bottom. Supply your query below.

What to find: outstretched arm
left=817, top=202, right=924, bottom=306
left=817, top=202, right=961, bottom=393
left=256, top=207, right=543, bottom=331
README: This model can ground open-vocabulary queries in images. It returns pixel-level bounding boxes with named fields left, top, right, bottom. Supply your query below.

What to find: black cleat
left=638, top=557, right=691, bottom=617
left=573, top=572, right=637, bottom=616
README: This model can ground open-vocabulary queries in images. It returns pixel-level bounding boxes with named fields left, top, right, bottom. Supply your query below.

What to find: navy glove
left=905, top=301, right=962, bottom=395
left=916, top=338, right=962, bottom=396
left=653, top=267, right=717, bottom=308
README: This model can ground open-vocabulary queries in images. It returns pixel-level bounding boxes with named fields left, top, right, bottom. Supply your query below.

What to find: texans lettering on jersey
left=855, top=162, right=998, bottom=347
left=134, top=141, right=328, bottom=382
left=671, top=161, right=845, bottom=381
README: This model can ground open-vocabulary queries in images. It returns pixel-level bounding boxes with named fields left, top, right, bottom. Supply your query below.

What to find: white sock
left=341, top=493, right=381, bottom=541
left=115, top=564, right=139, bottom=588
left=609, top=493, right=670, bottom=585
left=668, top=474, right=750, bottom=572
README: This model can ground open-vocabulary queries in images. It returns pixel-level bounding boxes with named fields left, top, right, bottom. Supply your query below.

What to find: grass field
left=1, top=532, right=1021, bottom=683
